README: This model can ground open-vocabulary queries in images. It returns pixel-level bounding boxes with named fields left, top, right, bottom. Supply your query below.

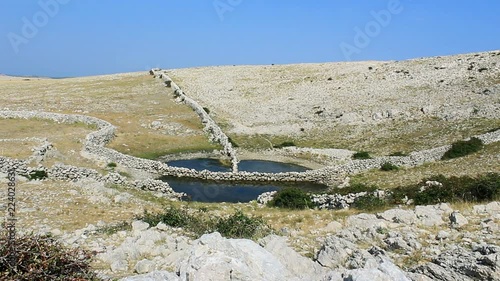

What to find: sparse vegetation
left=216, top=211, right=268, bottom=239
left=352, top=151, right=372, bottom=160
left=273, top=141, right=296, bottom=149
left=380, top=162, right=399, bottom=171
left=268, top=187, right=313, bottom=209
left=96, top=221, right=132, bottom=235
left=389, top=151, right=409, bottom=157
left=227, top=136, right=239, bottom=148
left=351, top=194, right=387, bottom=211
left=106, top=162, right=117, bottom=168
left=138, top=207, right=270, bottom=239
left=390, top=173, right=500, bottom=205
left=0, top=231, right=101, bottom=280
left=28, top=170, right=48, bottom=180
left=441, top=137, right=484, bottom=160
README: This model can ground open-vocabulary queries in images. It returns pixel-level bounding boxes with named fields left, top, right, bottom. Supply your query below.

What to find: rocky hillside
left=0, top=51, right=499, bottom=280
left=62, top=200, right=498, bottom=280
left=168, top=51, right=500, bottom=136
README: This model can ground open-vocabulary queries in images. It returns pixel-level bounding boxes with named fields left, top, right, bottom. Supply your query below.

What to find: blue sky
left=1, top=0, right=499, bottom=77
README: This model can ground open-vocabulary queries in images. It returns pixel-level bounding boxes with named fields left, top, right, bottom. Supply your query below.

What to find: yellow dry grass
left=0, top=73, right=216, bottom=162
left=352, top=142, right=500, bottom=189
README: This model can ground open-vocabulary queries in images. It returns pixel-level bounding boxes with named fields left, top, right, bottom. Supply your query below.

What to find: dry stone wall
left=151, top=69, right=239, bottom=172
left=1, top=70, right=499, bottom=190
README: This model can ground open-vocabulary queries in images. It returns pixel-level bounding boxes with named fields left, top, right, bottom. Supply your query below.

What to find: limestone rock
left=413, top=245, right=500, bottom=281
left=132, top=220, right=150, bottom=232
left=377, top=208, right=417, bottom=224
left=260, top=235, right=327, bottom=279
left=120, top=271, right=180, bottom=281
left=316, top=236, right=367, bottom=269
left=449, top=211, right=468, bottom=228
left=415, top=204, right=451, bottom=226
left=346, top=213, right=386, bottom=230
left=177, top=232, right=300, bottom=281
left=134, top=259, right=156, bottom=274
left=111, top=259, right=129, bottom=273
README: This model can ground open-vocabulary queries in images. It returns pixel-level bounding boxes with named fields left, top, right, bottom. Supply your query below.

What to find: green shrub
left=137, top=207, right=269, bottom=239
left=351, top=194, right=387, bottom=211
left=352, top=151, right=372, bottom=160
left=202, top=107, right=210, bottom=114
left=216, top=211, right=266, bottom=239
left=470, top=173, right=500, bottom=201
left=0, top=231, right=101, bottom=280
left=391, top=173, right=499, bottom=205
left=414, top=183, right=454, bottom=205
left=269, top=187, right=313, bottom=209
left=140, top=207, right=191, bottom=228
left=28, top=170, right=48, bottom=180
left=107, top=162, right=117, bottom=168
left=380, top=162, right=399, bottom=171
left=441, top=137, right=483, bottom=160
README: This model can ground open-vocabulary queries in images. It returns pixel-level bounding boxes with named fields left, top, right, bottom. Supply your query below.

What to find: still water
left=160, top=158, right=325, bottom=203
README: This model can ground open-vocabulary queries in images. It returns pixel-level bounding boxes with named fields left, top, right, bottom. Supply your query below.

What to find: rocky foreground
left=54, top=200, right=499, bottom=281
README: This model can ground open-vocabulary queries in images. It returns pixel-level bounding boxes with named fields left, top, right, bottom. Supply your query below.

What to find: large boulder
left=414, top=203, right=452, bottom=227
left=321, top=250, right=412, bottom=281
left=316, top=236, right=373, bottom=269
left=377, top=208, right=417, bottom=225
left=412, top=244, right=500, bottom=281
left=260, top=235, right=327, bottom=279
left=177, top=232, right=300, bottom=281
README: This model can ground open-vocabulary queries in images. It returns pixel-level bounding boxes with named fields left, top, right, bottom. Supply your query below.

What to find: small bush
left=140, top=207, right=190, bottom=228
left=202, top=107, right=210, bottom=114
left=391, top=173, right=500, bottom=205
left=28, top=170, right=48, bottom=180
left=0, top=231, right=101, bottom=280
left=471, top=173, right=500, bottom=201
left=351, top=194, right=387, bottom=211
left=106, top=162, right=117, bottom=168
left=269, top=187, right=313, bottom=209
left=216, top=211, right=266, bottom=239
left=352, top=151, right=372, bottom=160
left=380, top=162, right=399, bottom=171
left=441, top=137, right=483, bottom=160
left=137, top=207, right=269, bottom=239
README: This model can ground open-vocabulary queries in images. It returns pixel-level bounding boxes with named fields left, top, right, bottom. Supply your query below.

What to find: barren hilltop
left=0, top=51, right=499, bottom=280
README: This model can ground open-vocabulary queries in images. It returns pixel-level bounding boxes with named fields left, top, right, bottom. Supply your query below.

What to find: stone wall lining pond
left=151, top=69, right=239, bottom=172
left=1, top=70, right=499, bottom=190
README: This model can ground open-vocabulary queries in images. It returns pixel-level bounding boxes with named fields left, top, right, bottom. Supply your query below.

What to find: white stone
left=449, top=211, right=468, bottom=228
left=134, top=259, right=156, bottom=274
left=132, top=220, right=150, bottom=232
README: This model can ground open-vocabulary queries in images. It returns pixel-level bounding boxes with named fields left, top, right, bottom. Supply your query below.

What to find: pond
left=160, top=158, right=326, bottom=203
